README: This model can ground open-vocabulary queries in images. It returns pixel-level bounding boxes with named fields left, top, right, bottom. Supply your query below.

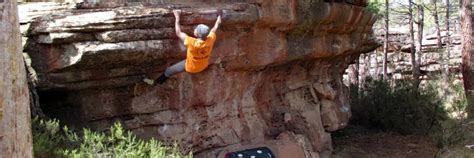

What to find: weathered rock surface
left=23, top=0, right=377, bottom=157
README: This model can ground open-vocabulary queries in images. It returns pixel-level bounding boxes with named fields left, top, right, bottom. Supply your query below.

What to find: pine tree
left=383, top=0, right=389, bottom=80
left=460, top=0, right=474, bottom=118
left=0, top=0, right=33, bottom=156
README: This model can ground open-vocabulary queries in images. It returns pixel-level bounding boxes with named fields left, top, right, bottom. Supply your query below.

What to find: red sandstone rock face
left=23, top=0, right=377, bottom=157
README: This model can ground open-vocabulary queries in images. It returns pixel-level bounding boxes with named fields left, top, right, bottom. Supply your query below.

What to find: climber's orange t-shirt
left=184, top=32, right=217, bottom=73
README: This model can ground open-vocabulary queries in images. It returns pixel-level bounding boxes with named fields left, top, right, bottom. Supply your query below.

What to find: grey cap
left=195, top=24, right=210, bottom=39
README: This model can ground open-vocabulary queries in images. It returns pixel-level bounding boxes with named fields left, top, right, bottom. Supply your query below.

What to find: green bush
left=32, top=117, right=192, bottom=158
left=350, top=79, right=447, bottom=134
left=366, top=0, right=383, bottom=16
left=443, top=81, right=468, bottom=119
left=434, top=79, right=473, bottom=149
left=349, top=77, right=474, bottom=155
left=436, top=118, right=474, bottom=157
left=439, top=119, right=474, bottom=147
left=32, top=117, right=67, bottom=157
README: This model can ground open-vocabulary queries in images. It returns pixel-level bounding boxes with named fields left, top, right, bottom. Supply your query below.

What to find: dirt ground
left=331, top=126, right=439, bottom=158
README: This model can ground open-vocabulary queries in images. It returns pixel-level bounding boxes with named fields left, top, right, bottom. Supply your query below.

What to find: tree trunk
left=356, top=56, right=360, bottom=88
left=353, top=56, right=360, bottom=100
left=445, top=0, right=451, bottom=76
left=417, top=4, right=424, bottom=82
left=460, top=0, right=474, bottom=118
left=432, top=0, right=449, bottom=83
left=26, top=65, right=44, bottom=118
left=349, top=65, right=357, bottom=85
left=374, top=50, right=379, bottom=79
left=348, top=60, right=359, bottom=100
left=409, top=0, right=421, bottom=84
left=383, top=0, right=389, bottom=80
left=365, top=53, right=371, bottom=80
left=433, top=0, right=442, bottom=48
left=0, top=0, right=34, bottom=157
left=361, top=54, right=369, bottom=88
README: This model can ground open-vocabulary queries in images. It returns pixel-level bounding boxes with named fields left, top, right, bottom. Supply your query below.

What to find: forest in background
left=340, top=0, right=474, bottom=157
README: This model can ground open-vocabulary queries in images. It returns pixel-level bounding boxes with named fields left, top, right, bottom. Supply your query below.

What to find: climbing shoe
left=155, top=74, right=169, bottom=84
left=143, top=78, right=155, bottom=85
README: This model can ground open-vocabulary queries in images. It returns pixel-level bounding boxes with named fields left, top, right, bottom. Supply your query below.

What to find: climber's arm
left=210, top=15, right=221, bottom=33
left=173, top=10, right=187, bottom=42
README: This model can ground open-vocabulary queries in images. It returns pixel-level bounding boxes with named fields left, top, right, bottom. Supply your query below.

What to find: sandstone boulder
left=23, top=0, right=377, bottom=157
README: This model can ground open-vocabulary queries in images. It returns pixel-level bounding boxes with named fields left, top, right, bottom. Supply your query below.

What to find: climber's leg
left=143, top=60, right=186, bottom=85
left=156, top=60, right=186, bottom=84
left=164, top=60, right=186, bottom=77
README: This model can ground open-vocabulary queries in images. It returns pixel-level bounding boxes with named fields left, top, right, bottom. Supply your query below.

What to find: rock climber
left=144, top=9, right=222, bottom=85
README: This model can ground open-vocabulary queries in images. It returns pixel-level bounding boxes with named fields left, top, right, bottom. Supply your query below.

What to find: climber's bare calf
left=144, top=9, right=221, bottom=85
